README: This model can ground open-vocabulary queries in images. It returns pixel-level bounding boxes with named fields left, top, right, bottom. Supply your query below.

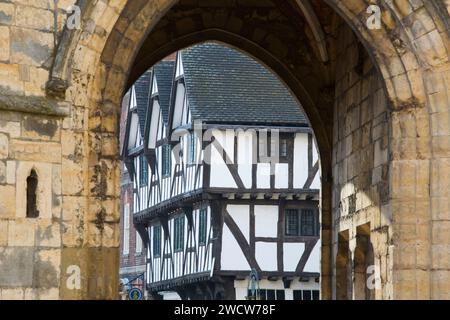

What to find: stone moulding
left=0, top=88, right=70, bottom=117
left=45, top=77, right=69, bottom=100
left=45, top=0, right=92, bottom=101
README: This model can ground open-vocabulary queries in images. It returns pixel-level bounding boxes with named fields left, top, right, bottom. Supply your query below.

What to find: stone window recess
left=16, top=162, right=52, bottom=220
left=26, top=170, right=39, bottom=218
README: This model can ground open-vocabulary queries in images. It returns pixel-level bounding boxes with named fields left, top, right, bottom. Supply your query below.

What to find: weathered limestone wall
left=0, top=111, right=63, bottom=299
left=0, top=0, right=121, bottom=300
left=0, top=0, right=449, bottom=300
left=332, top=24, right=392, bottom=300
left=0, top=1, right=65, bottom=300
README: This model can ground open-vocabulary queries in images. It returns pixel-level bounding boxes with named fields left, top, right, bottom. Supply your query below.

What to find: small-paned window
left=198, top=209, right=207, bottom=245
left=280, top=139, right=288, bottom=157
left=189, top=133, right=197, bottom=164
left=301, top=209, right=315, bottom=236
left=285, top=208, right=318, bottom=236
left=285, top=209, right=299, bottom=236
left=139, top=156, right=148, bottom=186
left=153, top=225, right=161, bottom=257
left=257, top=289, right=285, bottom=300
left=292, top=290, right=318, bottom=300
left=174, top=216, right=185, bottom=252
left=303, top=290, right=312, bottom=300
left=293, top=290, right=302, bottom=300
left=162, top=144, right=172, bottom=177
left=312, top=290, right=320, bottom=300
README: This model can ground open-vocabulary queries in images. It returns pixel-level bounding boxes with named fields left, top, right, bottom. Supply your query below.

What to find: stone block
left=0, top=133, right=8, bottom=159
left=0, top=160, right=5, bottom=183
left=0, top=247, right=34, bottom=287
left=10, top=27, right=54, bottom=66
left=8, top=219, right=36, bottom=247
left=0, top=3, right=14, bottom=25
left=0, top=288, right=25, bottom=300
left=32, top=249, right=61, bottom=289
left=9, top=139, right=61, bottom=163
left=431, top=271, right=450, bottom=300
left=24, top=288, right=59, bottom=300
left=16, top=6, right=54, bottom=31
left=22, top=115, right=60, bottom=141
left=6, top=160, right=16, bottom=184
left=0, top=26, right=10, bottom=61
left=0, top=185, right=15, bottom=218
left=23, top=66, right=51, bottom=96
left=61, top=157, right=85, bottom=196
left=36, top=221, right=61, bottom=248
left=0, top=120, right=21, bottom=138
left=0, top=219, right=8, bottom=246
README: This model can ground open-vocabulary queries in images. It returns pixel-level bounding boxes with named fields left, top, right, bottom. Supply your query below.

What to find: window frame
left=300, top=208, right=316, bottom=236
left=153, top=225, right=161, bottom=258
left=139, top=155, right=148, bottom=186
left=198, top=208, right=208, bottom=246
left=284, top=207, right=319, bottom=237
left=280, top=138, right=288, bottom=157
left=285, top=209, right=299, bottom=236
left=135, top=231, right=143, bottom=254
left=188, top=132, right=197, bottom=165
left=162, top=144, right=172, bottom=178
left=174, top=216, right=185, bottom=252
left=123, top=203, right=130, bottom=255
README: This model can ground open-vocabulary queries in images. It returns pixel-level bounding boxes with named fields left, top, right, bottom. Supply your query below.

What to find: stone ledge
left=0, top=88, right=69, bottom=117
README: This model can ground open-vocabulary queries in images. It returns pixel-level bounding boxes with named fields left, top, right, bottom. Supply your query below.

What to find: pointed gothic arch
left=44, top=0, right=450, bottom=299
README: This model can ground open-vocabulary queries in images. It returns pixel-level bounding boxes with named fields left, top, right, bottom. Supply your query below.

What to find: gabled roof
left=180, top=42, right=308, bottom=126
left=134, top=70, right=152, bottom=136
left=153, top=61, right=175, bottom=124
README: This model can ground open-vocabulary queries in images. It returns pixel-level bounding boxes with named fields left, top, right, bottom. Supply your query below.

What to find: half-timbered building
left=122, top=42, right=321, bottom=300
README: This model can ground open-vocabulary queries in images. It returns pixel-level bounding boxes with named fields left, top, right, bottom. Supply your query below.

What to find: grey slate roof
left=181, top=42, right=308, bottom=126
left=153, top=61, right=175, bottom=124
left=134, top=69, right=152, bottom=136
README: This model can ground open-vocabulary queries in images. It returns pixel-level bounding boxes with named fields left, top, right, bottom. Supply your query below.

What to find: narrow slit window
left=162, top=144, right=172, bottom=177
left=280, top=139, right=288, bottom=157
left=174, top=216, right=184, bottom=252
left=189, top=133, right=197, bottom=164
left=198, top=209, right=207, bottom=245
left=139, top=156, right=148, bottom=186
left=26, top=170, right=39, bottom=218
left=153, top=225, right=161, bottom=257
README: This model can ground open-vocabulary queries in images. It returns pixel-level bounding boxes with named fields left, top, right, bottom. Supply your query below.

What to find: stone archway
left=54, top=0, right=450, bottom=300
left=0, top=0, right=448, bottom=300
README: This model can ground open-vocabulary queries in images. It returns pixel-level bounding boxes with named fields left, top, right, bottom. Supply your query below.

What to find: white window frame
left=135, top=231, right=143, bottom=254
left=123, top=203, right=130, bottom=255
